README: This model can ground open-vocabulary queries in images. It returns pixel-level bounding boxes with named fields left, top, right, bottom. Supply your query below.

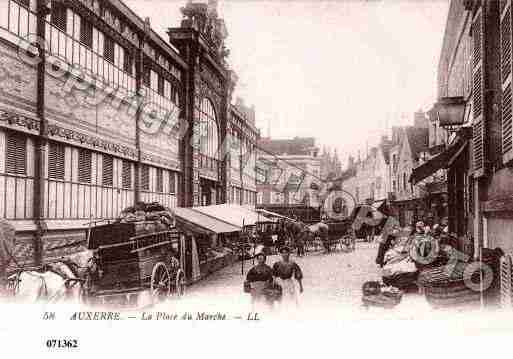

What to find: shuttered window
left=80, top=18, right=93, bottom=48
left=472, top=9, right=486, bottom=177
left=473, top=66, right=483, bottom=119
left=104, top=36, right=115, bottom=64
left=50, top=1, right=67, bottom=32
left=78, top=149, right=92, bottom=183
left=157, top=75, right=164, bottom=96
left=501, top=0, right=509, bottom=14
left=123, top=51, right=133, bottom=75
left=141, top=165, right=150, bottom=191
left=503, top=83, right=513, bottom=156
left=122, top=160, right=132, bottom=189
left=502, top=6, right=512, bottom=81
left=169, top=172, right=176, bottom=194
left=171, top=83, right=179, bottom=105
left=142, top=66, right=151, bottom=87
left=48, top=142, right=65, bottom=180
left=5, top=132, right=26, bottom=175
left=502, top=2, right=513, bottom=164
left=102, top=155, right=113, bottom=187
left=156, top=168, right=163, bottom=192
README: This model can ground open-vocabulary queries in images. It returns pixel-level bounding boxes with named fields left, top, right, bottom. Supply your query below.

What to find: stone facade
left=256, top=137, right=321, bottom=207
left=437, top=0, right=513, bottom=257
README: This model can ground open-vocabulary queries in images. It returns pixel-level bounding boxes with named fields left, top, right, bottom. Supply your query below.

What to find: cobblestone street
left=162, top=242, right=432, bottom=319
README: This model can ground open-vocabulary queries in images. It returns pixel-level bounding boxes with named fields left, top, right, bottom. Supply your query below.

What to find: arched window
left=199, top=98, right=219, bottom=159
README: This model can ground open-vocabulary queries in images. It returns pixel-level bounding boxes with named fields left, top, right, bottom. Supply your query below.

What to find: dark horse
left=283, top=220, right=307, bottom=257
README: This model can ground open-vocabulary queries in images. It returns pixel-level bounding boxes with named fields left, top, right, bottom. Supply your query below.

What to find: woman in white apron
left=272, top=246, right=303, bottom=310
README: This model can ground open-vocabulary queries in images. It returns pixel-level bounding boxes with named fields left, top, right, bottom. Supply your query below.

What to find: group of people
left=244, top=245, right=304, bottom=313
left=375, top=218, right=450, bottom=268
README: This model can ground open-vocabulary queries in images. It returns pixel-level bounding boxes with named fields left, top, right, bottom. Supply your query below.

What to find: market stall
left=172, top=207, right=242, bottom=282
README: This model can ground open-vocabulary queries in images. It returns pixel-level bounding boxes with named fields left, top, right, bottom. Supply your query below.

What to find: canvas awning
left=172, top=207, right=241, bottom=235
left=410, top=128, right=471, bottom=185
left=255, top=208, right=297, bottom=222
left=193, top=204, right=276, bottom=228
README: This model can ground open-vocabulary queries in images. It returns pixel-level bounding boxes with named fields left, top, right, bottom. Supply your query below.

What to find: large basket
left=417, top=254, right=501, bottom=309
left=263, top=283, right=283, bottom=301
left=362, top=293, right=402, bottom=309
left=423, top=281, right=481, bottom=309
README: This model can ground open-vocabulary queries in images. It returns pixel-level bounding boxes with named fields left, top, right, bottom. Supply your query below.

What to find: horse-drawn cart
left=83, top=221, right=185, bottom=307
left=305, top=219, right=355, bottom=253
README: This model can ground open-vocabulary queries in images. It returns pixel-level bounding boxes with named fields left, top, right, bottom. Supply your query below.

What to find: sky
left=125, top=0, right=449, bottom=167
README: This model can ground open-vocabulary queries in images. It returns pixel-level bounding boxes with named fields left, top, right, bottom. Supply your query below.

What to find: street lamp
left=433, top=96, right=467, bottom=130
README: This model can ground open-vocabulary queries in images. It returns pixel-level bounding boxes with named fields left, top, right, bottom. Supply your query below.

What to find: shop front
left=410, top=127, right=472, bottom=252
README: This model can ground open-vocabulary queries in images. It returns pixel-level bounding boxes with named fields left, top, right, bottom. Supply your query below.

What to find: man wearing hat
left=272, top=246, right=303, bottom=309
left=245, top=248, right=274, bottom=312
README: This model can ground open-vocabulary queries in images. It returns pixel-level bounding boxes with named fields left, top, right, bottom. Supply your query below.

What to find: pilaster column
left=33, top=0, right=51, bottom=266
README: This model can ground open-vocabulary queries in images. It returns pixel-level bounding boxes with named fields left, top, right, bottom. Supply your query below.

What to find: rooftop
left=258, top=137, right=318, bottom=156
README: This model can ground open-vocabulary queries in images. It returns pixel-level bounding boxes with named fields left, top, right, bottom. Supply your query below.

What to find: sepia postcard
left=0, top=0, right=512, bottom=356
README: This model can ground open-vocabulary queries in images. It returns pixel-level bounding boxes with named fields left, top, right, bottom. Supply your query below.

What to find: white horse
left=306, top=222, right=329, bottom=252
left=8, top=261, right=84, bottom=304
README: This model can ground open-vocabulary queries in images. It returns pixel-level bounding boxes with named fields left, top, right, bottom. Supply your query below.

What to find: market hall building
left=0, top=0, right=258, bottom=267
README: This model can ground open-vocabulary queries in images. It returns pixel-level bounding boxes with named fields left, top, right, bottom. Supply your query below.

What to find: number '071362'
left=45, top=339, right=78, bottom=349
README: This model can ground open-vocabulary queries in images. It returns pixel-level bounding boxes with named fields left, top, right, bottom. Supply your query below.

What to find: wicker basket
left=418, top=260, right=490, bottom=309
left=362, top=293, right=402, bottom=309
left=423, top=281, right=481, bottom=309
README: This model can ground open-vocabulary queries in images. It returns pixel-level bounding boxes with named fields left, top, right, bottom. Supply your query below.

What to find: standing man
left=273, top=246, right=303, bottom=309
left=295, top=223, right=307, bottom=257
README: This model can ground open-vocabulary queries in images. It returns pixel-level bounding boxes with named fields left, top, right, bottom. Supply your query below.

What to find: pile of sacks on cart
left=362, top=223, right=503, bottom=310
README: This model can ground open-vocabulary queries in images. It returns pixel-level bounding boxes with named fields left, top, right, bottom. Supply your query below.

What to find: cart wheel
left=7, top=272, right=21, bottom=297
left=175, top=269, right=186, bottom=298
left=151, top=262, right=171, bottom=302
